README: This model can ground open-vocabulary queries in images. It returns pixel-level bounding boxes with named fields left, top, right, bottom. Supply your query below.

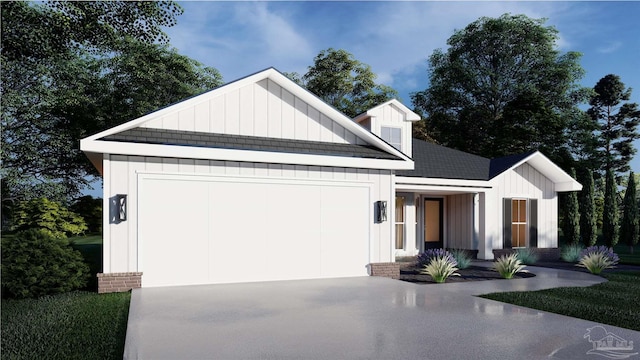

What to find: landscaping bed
left=400, top=264, right=536, bottom=284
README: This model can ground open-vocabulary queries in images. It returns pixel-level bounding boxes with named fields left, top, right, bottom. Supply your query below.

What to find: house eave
left=394, top=176, right=491, bottom=189
left=81, top=139, right=414, bottom=171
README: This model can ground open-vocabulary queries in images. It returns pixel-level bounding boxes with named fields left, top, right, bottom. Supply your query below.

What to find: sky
left=85, top=1, right=640, bottom=196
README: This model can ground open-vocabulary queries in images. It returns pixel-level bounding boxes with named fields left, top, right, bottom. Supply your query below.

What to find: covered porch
left=393, top=178, right=492, bottom=259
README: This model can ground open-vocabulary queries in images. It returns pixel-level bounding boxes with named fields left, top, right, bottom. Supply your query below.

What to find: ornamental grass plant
left=492, top=253, right=529, bottom=279
left=577, top=246, right=619, bottom=274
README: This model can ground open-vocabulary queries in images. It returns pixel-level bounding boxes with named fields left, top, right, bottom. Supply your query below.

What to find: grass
left=1, top=291, right=131, bottom=360
left=613, top=243, right=640, bottom=266
left=480, top=271, right=640, bottom=331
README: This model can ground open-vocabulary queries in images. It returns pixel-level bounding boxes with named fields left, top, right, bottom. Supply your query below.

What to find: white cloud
left=597, top=41, right=623, bottom=54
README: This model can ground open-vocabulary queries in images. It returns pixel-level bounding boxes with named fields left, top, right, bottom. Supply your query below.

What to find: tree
left=11, top=198, right=87, bottom=239
left=579, top=170, right=598, bottom=247
left=70, top=196, right=103, bottom=234
left=412, top=14, right=590, bottom=162
left=294, top=48, right=398, bottom=118
left=620, top=171, right=639, bottom=253
left=603, top=168, right=620, bottom=247
left=1, top=1, right=222, bottom=203
left=562, top=168, right=580, bottom=244
left=588, top=74, right=640, bottom=178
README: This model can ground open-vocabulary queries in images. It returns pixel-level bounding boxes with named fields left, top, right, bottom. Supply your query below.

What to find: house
left=80, top=68, right=581, bottom=292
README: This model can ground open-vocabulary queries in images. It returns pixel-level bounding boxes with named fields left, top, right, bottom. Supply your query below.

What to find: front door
left=424, top=198, right=443, bottom=250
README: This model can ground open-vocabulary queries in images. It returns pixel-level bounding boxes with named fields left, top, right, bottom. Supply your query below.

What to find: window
left=381, top=127, right=402, bottom=151
left=395, top=196, right=405, bottom=249
left=511, top=199, right=527, bottom=248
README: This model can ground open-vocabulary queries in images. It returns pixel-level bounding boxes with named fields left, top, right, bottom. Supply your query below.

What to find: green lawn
left=480, top=271, right=640, bottom=331
left=1, top=291, right=131, bottom=360
left=613, top=243, right=640, bottom=265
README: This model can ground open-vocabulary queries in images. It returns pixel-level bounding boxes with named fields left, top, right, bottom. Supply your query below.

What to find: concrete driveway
left=124, top=266, right=640, bottom=360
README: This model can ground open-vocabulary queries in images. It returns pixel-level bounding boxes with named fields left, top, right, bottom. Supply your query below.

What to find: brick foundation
left=97, top=272, right=143, bottom=294
left=368, top=262, right=400, bottom=280
left=492, top=248, right=560, bottom=262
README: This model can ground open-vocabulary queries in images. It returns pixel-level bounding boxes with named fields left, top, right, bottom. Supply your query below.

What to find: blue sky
left=84, top=1, right=640, bottom=197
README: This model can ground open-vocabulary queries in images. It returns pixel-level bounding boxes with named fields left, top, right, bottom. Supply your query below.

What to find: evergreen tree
left=603, top=168, right=620, bottom=247
left=579, top=170, right=598, bottom=247
left=620, top=171, right=639, bottom=253
left=562, top=168, right=580, bottom=244
left=588, top=74, right=640, bottom=178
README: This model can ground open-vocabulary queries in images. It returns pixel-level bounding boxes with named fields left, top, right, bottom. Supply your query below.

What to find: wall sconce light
left=116, top=194, right=127, bottom=222
left=375, top=200, right=387, bottom=223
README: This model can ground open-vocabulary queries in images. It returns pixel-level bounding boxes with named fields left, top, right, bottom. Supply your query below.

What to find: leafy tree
left=579, top=170, right=598, bottom=247
left=562, top=168, right=580, bottom=244
left=292, top=48, right=398, bottom=118
left=602, top=168, right=620, bottom=247
left=1, top=1, right=222, bottom=203
left=412, top=14, right=590, bottom=161
left=11, top=198, right=87, bottom=239
left=70, top=196, right=103, bottom=234
left=1, top=229, right=90, bottom=299
left=587, top=74, right=640, bottom=178
left=620, top=171, right=639, bottom=253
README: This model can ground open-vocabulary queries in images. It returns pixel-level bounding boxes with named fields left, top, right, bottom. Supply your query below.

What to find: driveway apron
left=124, top=266, right=639, bottom=360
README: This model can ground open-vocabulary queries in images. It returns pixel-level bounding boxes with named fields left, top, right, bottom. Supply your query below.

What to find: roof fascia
left=491, top=151, right=582, bottom=191
left=81, top=140, right=414, bottom=171
left=395, top=176, right=491, bottom=189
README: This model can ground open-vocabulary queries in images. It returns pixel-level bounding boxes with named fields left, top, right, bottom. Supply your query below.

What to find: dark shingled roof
left=397, top=138, right=534, bottom=180
left=398, top=138, right=490, bottom=180
left=100, top=128, right=401, bottom=160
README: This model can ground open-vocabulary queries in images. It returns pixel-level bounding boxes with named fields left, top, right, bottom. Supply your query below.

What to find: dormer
left=353, top=99, right=421, bottom=157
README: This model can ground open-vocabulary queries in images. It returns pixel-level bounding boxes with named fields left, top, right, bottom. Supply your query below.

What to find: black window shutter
left=529, top=199, right=538, bottom=248
left=503, top=198, right=512, bottom=249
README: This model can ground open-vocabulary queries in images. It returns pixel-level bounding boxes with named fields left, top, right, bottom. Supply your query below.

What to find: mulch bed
left=400, top=261, right=640, bottom=285
left=400, top=264, right=535, bottom=284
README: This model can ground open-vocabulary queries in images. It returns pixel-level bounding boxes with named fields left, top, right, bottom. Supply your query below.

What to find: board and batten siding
left=488, top=163, right=558, bottom=250
left=365, top=103, right=413, bottom=157
left=140, top=79, right=366, bottom=145
left=446, top=194, right=474, bottom=249
left=102, top=154, right=394, bottom=274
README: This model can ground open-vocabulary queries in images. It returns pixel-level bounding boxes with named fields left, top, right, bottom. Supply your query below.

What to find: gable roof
left=81, top=67, right=413, bottom=172
left=397, top=139, right=582, bottom=191
left=102, top=128, right=400, bottom=160
left=353, top=99, right=421, bottom=122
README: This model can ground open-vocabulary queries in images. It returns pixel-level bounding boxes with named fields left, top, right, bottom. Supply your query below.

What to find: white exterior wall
left=447, top=194, right=474, bottom=249
left=141, top=79, right=365, bottom=145
left=366, top=103, right=413, bottom=157
left=102, top=155, right=394, bottom=274
left=487, top=163, right=558, bottom=252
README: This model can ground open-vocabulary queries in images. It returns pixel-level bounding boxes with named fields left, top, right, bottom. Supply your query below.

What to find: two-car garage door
left=138, top=173, right=372, bottom=287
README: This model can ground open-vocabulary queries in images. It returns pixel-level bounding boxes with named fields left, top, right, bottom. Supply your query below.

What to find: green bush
left=11, top=198, right=87, bottom=239
left=492, top=253, right=529, bottom=279
left=70, top=196, right=103, bottom=233
left=450, top=249, right=472, bottom=269
left=561, top=243, right=583, bottom=262
left=1, top=229, right=90, bottom=299
left=515, top=248, right=539, bottom=265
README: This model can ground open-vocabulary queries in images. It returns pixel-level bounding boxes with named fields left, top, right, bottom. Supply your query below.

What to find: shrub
left=1, top=229, right=90, bottom=299
left=70, top=196, right=103, bottom=233
left=417, top=248, right=457, bottom=267
left=11, top=198, right=87, bottom=239
left=450, top=249, right=472, bottom=269
left=492, top=253, right=528, bottom=279
left=577, top=246, right=619, bottom=275
left=420, top=257, right=460, bottom=283
left=561, top=243, right=583, bottom=263
left=515, top=248, right=539, bottom=265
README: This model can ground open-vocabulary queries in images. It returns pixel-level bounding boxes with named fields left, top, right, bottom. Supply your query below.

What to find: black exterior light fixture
left=116, top=194, right=127, bottom=222
left=375, top=200, right=387, bottom=223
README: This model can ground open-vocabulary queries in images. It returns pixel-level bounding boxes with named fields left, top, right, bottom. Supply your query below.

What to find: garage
left=138, top=173, right=372, bottom=287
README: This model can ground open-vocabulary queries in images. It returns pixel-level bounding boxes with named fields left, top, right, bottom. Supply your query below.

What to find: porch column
left=477, top=191, right=494, bottom=260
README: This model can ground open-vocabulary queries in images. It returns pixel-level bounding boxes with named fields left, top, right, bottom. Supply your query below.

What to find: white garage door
left=138, top=173, right=372, bottom=287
